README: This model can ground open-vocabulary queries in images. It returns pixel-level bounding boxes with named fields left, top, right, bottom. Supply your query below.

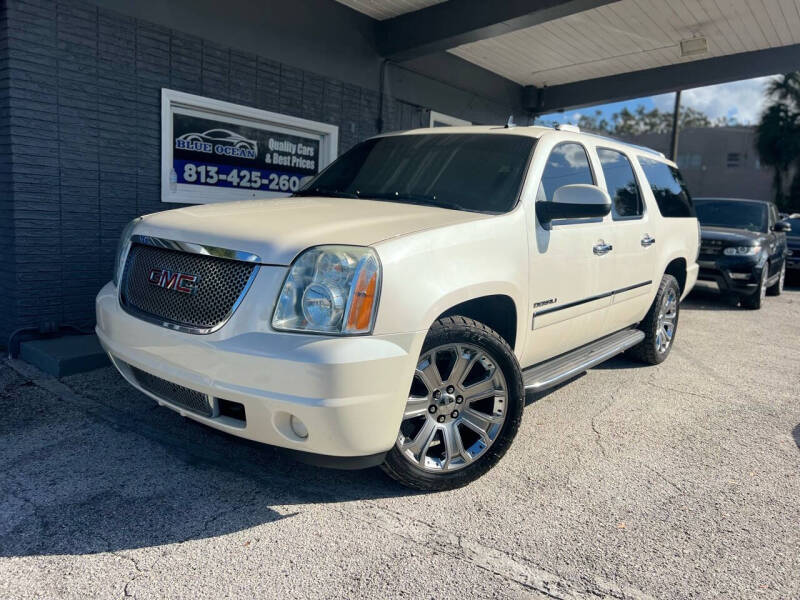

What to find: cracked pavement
left=1, top=285, right=799, bottom=599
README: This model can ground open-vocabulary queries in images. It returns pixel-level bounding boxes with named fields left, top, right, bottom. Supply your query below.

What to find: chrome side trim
left=533, top=280, right=652, bottom=317
left=131, top=234, right=262, bottom=263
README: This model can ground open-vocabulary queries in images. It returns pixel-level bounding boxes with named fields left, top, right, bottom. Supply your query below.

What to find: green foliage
left=540, top=104, right=715, bottom=136
left=756, top=73, right=800, bottom=209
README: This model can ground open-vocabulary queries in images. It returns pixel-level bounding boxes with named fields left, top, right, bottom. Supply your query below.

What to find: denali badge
left=148, top=268, right=200, bottom=294
left=533, top=298, right=557, bottom=309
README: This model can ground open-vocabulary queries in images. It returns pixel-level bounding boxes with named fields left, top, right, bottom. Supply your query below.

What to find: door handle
left=641, top=234, right=656, bottom=247
left=593, top=242, right=613, bottom=255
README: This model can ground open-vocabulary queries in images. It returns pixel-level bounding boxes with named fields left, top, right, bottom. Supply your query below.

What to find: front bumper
left=696, top=255, right=763, bottom=295
left=96, top=278, right=424, bottom=460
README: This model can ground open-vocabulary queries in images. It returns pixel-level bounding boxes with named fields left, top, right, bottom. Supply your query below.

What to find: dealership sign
left=161, top=89, right=338, bottom=204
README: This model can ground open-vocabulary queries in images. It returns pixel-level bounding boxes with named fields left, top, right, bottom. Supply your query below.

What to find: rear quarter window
left=638, top=156, right=695, bottom=218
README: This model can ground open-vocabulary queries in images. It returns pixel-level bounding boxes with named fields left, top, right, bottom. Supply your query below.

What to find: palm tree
left=767, top=72, right=800, bottom=108
left=756, top=73, right=800, bottom=208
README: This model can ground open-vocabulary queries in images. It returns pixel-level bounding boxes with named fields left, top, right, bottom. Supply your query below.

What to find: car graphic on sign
left=177, top=129, right=258, bottom=155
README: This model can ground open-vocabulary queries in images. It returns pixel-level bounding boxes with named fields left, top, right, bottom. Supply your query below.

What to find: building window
left=726, top=152, right=740, bottom=168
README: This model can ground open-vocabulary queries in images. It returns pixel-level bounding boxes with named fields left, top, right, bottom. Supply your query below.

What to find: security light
left=680, top=37, right=708, bottom=57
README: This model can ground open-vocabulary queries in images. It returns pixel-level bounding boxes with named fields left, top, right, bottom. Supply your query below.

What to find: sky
left=536, top=75, right=778, bottom=127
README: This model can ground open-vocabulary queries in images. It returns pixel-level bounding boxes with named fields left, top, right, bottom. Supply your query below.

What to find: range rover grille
left=129, top=365, right=214, bottom=417
left=120, top=243, right=257, bottom=332
left=700, top=240, right=724, bottom=255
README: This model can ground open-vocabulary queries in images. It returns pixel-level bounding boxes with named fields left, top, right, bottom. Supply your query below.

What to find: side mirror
left=536, top=184, right=612, bottom=224
left=773, top=220, right=791, bottom=232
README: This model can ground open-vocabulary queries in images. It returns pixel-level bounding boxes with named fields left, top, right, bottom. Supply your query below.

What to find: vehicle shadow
left=793, top=423, right=800, bottom=451
left=680, top=288, right=742, bottom=312
left=0, top=366, right=420, bottom=559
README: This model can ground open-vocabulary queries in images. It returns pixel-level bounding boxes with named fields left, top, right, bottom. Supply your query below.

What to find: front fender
left=371, top=212, right=528, bottom=356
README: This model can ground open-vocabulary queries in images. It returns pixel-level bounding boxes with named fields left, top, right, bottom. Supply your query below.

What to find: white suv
left=96, top=125, right=699, bottom=490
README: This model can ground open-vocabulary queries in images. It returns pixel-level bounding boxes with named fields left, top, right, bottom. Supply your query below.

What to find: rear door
left=594, top=147, right=655, bottom=332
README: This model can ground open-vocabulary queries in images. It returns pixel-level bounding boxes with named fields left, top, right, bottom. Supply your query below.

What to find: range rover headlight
left=272, top=246, right=381, bottom=335
left=723, top=245, right=760, bottom=256
left=113, top=217, right=142, bottom=287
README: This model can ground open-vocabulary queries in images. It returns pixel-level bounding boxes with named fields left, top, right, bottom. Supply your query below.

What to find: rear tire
left=766, top=262, right=785, bottom=296
left=381, top=316, right=524, bottom=491
left=628, top=274, right=680, bottom=365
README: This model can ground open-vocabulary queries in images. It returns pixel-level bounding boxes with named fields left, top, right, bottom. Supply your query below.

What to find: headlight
left=272, top=245, right=381, bottom=335
left=113, top=217, right=142, bottom=287
left=723, top=245, right=760, bottom=256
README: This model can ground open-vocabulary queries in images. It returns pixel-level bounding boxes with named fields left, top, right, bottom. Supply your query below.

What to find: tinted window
left=787, top=218, right=800, bottom=237
left=597, top=148, right=643, bottom=218
left=638, top=156, right=695, bottom=218
left=297, top=134, right=535, bottom=214
left=694, top=199, right=768, bottom=233
left=538, top=142, right=594, bottom=203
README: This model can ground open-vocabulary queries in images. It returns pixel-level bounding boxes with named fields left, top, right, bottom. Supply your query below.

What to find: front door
left=522, top=140, right=615, bottom=367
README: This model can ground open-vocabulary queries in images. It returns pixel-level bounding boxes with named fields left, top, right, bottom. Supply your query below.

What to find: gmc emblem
left=147, top=268, right=200, bottom=294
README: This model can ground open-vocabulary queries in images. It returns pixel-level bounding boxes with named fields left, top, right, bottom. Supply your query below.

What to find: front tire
left=381, top=316, right=524, bottom=491
left=741, top=264, right=768, bottom=309
left=766, top=261, right=785, bottom=296
left=628, top=274, right=680, bottom=365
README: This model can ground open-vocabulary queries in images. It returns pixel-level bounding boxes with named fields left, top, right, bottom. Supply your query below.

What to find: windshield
left=694, top=199, right=768, bottom=233
left=295, top=133, right=535, bottom=214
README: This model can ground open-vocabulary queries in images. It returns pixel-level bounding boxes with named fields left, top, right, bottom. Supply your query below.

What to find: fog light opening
left=290, top=415, right=309, bottom=439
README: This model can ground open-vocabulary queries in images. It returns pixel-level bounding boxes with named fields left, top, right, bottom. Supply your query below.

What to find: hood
left=700, top=226, right=763, bottom=245
left=137, top=196, right=489, bottom=265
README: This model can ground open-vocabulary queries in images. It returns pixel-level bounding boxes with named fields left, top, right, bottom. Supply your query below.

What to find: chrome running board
left=522, top=328, right=645, bottom=392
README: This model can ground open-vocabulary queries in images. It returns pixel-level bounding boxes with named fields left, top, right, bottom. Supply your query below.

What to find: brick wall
left=0, top=0, right=428, bottom=344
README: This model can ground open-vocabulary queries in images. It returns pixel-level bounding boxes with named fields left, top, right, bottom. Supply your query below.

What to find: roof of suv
left=386, top=124, right=670, bottom=165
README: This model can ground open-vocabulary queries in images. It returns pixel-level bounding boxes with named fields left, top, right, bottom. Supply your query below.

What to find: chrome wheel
left=655, top=288, right=678, bottom=354
left=397, top=343, right=508, bottom=472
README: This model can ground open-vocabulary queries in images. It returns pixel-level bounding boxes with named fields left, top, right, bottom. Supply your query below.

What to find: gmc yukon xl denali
left=96, top=125, right=699, bottom=490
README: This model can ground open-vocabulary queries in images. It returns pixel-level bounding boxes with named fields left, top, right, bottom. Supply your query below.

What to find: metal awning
left=335, top=0, right=800, bottom=112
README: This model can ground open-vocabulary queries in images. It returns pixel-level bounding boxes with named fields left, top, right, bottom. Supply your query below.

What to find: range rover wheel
left=381, top=316, right=524, bottom=491
left=628, top=274, right=680, bottom=365
left=766, top=262, right=785, bottom=296
left=742, top=265, right=768, bottom=309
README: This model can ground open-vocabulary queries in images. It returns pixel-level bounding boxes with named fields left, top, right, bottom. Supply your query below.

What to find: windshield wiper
left=293, top=187, right=359, bottom=199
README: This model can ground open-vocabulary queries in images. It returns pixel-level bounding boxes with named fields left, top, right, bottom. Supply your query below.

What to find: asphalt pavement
left=1, top=285, right=799, bottom=599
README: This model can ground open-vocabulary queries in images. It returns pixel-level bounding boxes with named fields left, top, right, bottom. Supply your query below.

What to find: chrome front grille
left=129, top=365, right=214, bottom=417
left=120, top=241, right=257, bottom=333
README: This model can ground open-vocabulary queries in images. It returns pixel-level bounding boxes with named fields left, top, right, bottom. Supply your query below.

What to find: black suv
left=694, top=198, right=791, bottom=309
